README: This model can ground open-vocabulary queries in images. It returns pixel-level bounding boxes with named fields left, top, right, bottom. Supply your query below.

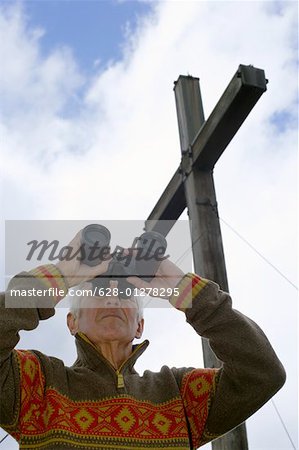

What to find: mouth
left=101, top=314, right=123, bottom=321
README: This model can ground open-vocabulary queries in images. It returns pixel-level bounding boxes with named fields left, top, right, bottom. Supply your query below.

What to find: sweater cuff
left=169, top=273, right=208, bottom=311
left=28, top=264, right=69, bottom=302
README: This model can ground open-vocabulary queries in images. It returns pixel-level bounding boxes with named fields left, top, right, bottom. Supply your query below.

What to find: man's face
left=67, top=283, right=144, bottom=346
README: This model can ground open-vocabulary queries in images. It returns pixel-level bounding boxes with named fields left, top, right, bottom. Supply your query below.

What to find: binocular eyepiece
left=81, top=224, right=167, bottom=298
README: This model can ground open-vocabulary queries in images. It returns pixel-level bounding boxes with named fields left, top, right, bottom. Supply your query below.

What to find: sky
left=0, top=0, right=298, bottom=449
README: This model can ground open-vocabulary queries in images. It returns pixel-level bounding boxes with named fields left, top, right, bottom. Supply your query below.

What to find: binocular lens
left=137, top=231, right=167, bottom=255
left=81, top=224, right=111, bottom=266
left=82, top=224, right=111, bottom=247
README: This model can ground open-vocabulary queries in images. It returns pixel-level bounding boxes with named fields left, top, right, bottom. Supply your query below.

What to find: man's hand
left=56, top=231, right=111, bottom=288
left=127, top=257, right=184, bottom=300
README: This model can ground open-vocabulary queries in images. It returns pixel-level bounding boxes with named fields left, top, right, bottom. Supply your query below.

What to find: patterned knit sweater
left=0, top=267, right=286, bottom=449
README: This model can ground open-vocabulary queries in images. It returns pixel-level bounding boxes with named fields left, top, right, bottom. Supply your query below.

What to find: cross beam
left=145, top=65, right=267, bottom=450
left=145, top=65, right=267, bottom=235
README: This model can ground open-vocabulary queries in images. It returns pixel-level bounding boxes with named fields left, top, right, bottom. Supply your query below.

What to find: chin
left=95, top=329, right=125, bottom=342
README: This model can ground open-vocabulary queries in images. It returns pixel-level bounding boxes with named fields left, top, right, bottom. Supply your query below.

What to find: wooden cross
left=145, top=65, right=267, bottom=450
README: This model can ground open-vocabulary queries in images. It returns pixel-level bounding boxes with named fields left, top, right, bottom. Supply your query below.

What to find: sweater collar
left=73, top=332, right=149, bottom=374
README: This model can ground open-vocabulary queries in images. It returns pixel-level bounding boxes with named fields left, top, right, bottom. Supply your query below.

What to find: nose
left=103, top=280, right=121, bottom=307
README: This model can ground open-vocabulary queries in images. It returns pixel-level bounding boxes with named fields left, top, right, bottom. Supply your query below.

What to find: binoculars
left=81, top=224, right=167, bottom=298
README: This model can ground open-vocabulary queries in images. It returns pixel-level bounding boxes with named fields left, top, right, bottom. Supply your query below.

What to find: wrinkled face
left=67, top=284, right=144, bottom=346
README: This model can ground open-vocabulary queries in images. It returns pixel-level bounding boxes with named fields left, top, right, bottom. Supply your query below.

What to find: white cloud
left=0, top=1, right=297, bottom=449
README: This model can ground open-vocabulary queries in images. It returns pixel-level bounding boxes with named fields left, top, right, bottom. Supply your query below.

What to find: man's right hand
left=56, top=231, right=111, bottom=288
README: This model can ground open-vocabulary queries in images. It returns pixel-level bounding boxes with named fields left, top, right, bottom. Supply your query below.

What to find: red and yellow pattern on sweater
left=12, top=350, right=218, bottom=449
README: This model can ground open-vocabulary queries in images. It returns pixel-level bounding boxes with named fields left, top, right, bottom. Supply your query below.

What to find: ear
left=135, top=318, right=144, bottom=339
left=67, top=312, right=79, bottom=336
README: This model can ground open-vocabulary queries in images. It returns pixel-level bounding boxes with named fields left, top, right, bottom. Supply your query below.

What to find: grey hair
left=68, top=288, right=144, bottom=321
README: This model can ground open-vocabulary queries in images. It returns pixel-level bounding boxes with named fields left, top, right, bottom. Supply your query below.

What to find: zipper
left=116, top=371, right=125, bottom=389
left=115, top=342, right=147, bottom=390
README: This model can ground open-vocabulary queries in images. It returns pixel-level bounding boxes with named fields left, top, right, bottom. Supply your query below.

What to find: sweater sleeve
left=0, top=265, right=68, bottom=434
left=169, top=273, right=286, bottom=447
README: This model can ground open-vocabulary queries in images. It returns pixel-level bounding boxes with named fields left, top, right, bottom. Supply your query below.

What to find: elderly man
left=0, top=231, right=285, bottom=449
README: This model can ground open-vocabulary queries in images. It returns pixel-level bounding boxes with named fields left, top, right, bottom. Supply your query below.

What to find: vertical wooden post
left=174, top=75, right=249, bottom=450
